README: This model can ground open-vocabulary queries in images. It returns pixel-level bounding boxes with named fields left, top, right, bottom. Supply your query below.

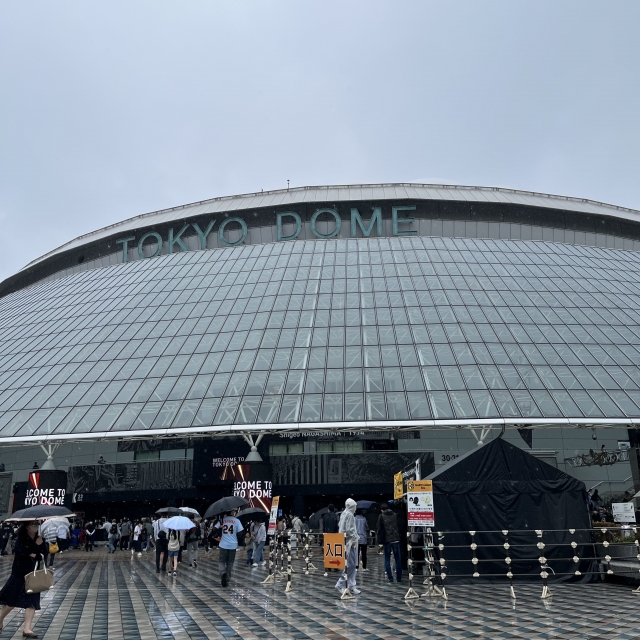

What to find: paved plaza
left=0, top=547, right=638, bottom=639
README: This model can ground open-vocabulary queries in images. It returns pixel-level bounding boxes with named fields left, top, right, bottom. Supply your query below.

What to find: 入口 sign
left=324, top=533, right=346, bottom=570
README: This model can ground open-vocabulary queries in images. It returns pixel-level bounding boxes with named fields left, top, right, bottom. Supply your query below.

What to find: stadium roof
left=22, top=183, right=640, bottom=271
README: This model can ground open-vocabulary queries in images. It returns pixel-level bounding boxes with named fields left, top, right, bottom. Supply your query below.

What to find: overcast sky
left=1, top=2, right=639, bottom=281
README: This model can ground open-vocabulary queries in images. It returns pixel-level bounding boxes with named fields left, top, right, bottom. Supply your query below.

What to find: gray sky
left=1, top=1, right=639, bottom=281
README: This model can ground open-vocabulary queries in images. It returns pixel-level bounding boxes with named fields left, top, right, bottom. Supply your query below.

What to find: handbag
left=48, top=541, right=59, bottom=554
left=25, top=560, right=55, bottom=594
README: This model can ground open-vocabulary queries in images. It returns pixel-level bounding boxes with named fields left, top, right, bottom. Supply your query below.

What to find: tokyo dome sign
left=114, top=205, right=417, bottom=263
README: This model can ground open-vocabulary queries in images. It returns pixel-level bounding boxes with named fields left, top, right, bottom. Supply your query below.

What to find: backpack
left=168, top=534, right=180, bottom=552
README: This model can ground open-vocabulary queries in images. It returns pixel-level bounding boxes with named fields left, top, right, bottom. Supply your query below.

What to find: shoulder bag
left=25, top=560, right=55, bottom=594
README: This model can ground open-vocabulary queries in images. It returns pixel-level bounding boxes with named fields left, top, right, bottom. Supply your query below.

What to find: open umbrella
left=203, top=496, right=249, bottom=520
left=6, top=506, right=74, bottom=522
left=236, top=507, right=269, bottom=524
left=155, top=507, right=182, bottom=516
left=180, top=507, right=201, bottom=521
left=163, top=516, right=196, bottom=530
left=40, top=517, right=70, bottom=536
left=356, top=500, right=375, bottom=510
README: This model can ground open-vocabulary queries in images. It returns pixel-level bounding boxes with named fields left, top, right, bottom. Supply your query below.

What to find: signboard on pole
left=406, top=480, right=435, bottom=527
left=393, top=472, right=404, bottom=500
left=612, top=502, right=636, bottom=523
left=267, top=496, right=280, bottom=535
left=323, top=532, right=345, bottom=570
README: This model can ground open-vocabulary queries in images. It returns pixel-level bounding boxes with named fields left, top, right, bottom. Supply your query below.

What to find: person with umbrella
left=355, top=509, right=369, bottom=571
left=0, top=520, right=46, bottom=638
left=162, top=516, right=193, bottom=577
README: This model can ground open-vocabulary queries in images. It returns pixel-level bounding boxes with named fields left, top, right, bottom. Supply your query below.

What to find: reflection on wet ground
left=0, top=546, right=637, bottom=639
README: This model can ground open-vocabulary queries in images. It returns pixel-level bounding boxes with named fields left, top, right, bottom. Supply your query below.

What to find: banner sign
left=612, top=502, right=636, bottom=523
left=323, top=532, right=346, bottom=570
left=230, top=463, right=273, bottom=513
left=393, top=472, right=404, bottom=500
left=406, top=479, right=435, bottom=527
left=13, top=470, right=68, bottom=512
left=267, top=496, right=280, bottom=535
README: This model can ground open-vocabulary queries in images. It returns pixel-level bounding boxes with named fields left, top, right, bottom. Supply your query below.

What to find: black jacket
left=376, top=509, right=400, bottom=544
left=322, top=511, right=339, bottom=533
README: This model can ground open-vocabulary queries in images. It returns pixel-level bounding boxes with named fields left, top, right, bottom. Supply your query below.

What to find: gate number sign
left=323, top=533, right=345, bottom=570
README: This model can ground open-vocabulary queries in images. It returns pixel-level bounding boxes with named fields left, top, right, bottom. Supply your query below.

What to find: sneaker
left=349, top=587, right=361, bottom=595
left=362, top=568, right=368, bottom=571
left=193, top=561, right=197, bottom=568
left=137, top=552, right=142, bottom=556
left=386, top=578, right=394, bottom=584
left=173, top=571, right=177, bottom=577
left=156, top=568, right=160, bottom=573
left=221, top=573, right=228, bottom=587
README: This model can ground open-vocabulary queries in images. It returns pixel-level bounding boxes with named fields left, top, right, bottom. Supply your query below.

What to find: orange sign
left=323, top=533, right=345, bottom=570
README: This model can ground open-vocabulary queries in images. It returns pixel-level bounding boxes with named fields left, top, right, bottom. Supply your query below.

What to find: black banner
left=13, top=470, right=68, bottom=512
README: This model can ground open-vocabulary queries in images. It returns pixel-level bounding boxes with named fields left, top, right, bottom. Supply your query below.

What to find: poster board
left=323, top=532, right=345, bottom=570
left=612, top=502, right=636, bottom=523
left=267, top=496, right=280, bottom=535
left=393, top=472, right=404, bottom=500
left=406, top=479, right=435, bottom=527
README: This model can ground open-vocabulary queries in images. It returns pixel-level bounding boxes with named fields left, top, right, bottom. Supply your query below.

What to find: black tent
left=425, top=438, right=592, bottom=581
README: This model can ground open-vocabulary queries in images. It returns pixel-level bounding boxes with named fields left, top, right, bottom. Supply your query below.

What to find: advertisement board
left=13, top=470, right=67, bottom=512
left=406, top=479, right=435, bottom=527
left=268, top=496, right=280, bottom=535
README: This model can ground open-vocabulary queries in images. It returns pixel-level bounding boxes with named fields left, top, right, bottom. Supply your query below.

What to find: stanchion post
left=470, top=530, right=479, bottom=578
left=421, top=528, right=447, bottom=599
left=632, top=524, right=640, bottom=595
left=285, top=535, right=293, bottom=592
left=502, top=529, right=515, bottom=599
left=404, top=529, right=419, bottom=599
left=536, top=529, right=552, bottom=599
left=261, top=535, right=276, bottom=585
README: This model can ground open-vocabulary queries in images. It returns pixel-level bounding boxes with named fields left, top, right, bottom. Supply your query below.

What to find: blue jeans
left=252, top=540, right=265, bottom=564
left=384, top=542, right=402, bottom=582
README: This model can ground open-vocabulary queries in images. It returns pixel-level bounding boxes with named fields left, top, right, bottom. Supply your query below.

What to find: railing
left=564, top=449, right=629, bottom=467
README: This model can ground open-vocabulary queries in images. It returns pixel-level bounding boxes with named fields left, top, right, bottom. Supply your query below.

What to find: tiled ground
left=0, top=545, right=638, bottom=639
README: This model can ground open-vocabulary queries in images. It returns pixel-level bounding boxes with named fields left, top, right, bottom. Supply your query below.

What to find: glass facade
left=1, top=233, right=640, bottom=441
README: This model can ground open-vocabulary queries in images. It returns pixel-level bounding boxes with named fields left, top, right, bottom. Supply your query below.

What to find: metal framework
left=0, top=418, right=634, bottom=448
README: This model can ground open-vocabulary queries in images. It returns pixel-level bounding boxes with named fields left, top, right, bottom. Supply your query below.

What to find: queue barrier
left=404, top=526, right=640, bottom=601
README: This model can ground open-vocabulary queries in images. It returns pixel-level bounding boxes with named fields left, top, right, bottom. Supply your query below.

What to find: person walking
left=355, top=509, right=369, bottom=571
left=251, top=520, right=266, bottom=567
left=323, top=504, right=339, bottom=571
left=0, top=521, right=46, bottom=638
left=216, top=510, right=243, bottom=587
left=41, top=523, right=58, bottom=568
left=85, top=522, right=95, bottom=552
left=133, top=521, right=142, bottom=556
left=334, top=499, right=360, bottom=596
left=186, top=520, right=201, bottom=568
left=155, top=530, right=168, bottom=573
left=108, top=524, right=118, bottom=553
left=377, top=503, right=402, bottom=583
left=120, top=520, right=130, bottom=551
left=56, top=522, right=69, bottom=553
left=144, top=520, right=153, bottom=552
left=166, top=530, right=181, bottom=576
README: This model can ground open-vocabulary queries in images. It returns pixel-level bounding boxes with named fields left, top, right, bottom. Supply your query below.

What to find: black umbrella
left=6, top=505, right=74, bottom=522
left=236, top=507, right=269, bottom=524
left=203, top=496, right=249, bottom=519
left=155, top=507, right=182, bottom=516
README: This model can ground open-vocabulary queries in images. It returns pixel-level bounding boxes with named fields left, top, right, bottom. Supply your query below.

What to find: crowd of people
left=0, top=498, right=410, bottom=635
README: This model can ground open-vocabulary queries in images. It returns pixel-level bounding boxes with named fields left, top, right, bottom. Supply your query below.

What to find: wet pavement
left=0, top=545, right=637, bottom=639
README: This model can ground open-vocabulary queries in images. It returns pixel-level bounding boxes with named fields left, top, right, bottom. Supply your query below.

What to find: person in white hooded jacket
left=335, top=498, right=360, bottom=595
